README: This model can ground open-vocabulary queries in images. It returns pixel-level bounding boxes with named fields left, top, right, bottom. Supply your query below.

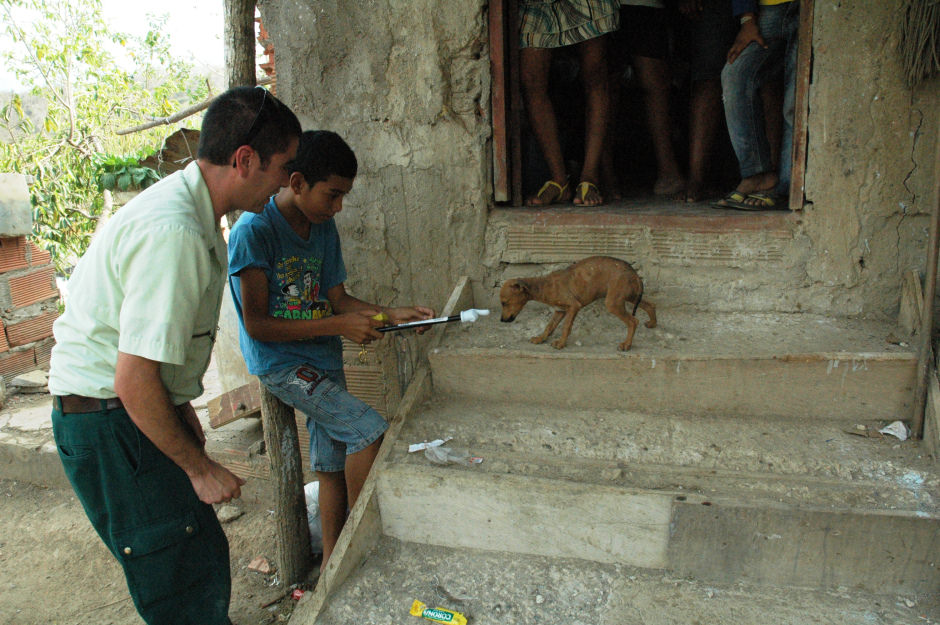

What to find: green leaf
left=116, top=172, right=131, bottom=190
left=99, top=172, right=116, bottom=190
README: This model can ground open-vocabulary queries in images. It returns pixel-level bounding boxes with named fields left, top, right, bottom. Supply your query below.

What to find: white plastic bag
left=423, top=445, right=482, bottom=466
left=303, top=481, right=323, bottom=554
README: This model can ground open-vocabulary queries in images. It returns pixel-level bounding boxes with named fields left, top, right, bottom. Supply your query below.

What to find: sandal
left=573, top=181, right=603, bottom=206
left=711, top=189, right=749, bottom=210
left=741, top=191, right=782, bottom=210
left=528, top=179, right=570, bottom=206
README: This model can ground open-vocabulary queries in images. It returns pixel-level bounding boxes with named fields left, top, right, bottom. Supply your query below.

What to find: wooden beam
left=490, top=0, right=510, bottom=202
left=788, top=0, right=815, bottom=211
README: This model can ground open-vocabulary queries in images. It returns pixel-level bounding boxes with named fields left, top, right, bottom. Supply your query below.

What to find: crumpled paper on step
left=878, top=420, right=910, bottom=441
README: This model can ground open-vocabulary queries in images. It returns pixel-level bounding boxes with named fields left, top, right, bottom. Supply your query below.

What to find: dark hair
left=289, top=130, right=358, bottom=186
left=198, top=86, right=301, bottom=167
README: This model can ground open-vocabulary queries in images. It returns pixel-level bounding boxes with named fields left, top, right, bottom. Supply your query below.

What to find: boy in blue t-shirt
left=228, top=130, right=434, bottom=569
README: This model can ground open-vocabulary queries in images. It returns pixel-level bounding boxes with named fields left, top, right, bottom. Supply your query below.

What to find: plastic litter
left=879, top=420, right=910, bottom=441
left=409, top=438, right=452, bottom=453
left=424, top=445, right=483, bottom=466
left=303, top=481, right=323, bottom=554
left=410, top=599, right=468, bottom=625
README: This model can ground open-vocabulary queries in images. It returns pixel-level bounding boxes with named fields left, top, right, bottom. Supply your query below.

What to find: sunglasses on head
left=240, top=86, right=276, bottom=148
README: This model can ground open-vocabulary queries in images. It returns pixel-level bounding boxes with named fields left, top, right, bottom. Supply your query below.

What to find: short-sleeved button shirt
left=48, top=161, right=228, bottom=405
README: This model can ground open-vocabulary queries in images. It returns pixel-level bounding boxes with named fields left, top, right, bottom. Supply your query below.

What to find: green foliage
left=95, top=153, right=161, bottom=192
left=0, top=0, right=210, bottom=272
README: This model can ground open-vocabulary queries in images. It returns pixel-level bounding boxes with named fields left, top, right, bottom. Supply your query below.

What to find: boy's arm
left=327, top=283, right=435, bottom=330
left=238, top=267, right=384, bottom=344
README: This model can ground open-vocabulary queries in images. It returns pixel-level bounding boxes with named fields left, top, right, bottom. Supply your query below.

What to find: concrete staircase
left=291, top=208, right=939, bottom=624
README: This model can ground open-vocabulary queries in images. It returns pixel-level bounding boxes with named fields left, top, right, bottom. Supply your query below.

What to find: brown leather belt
left=53, top=395, right=124, bottom=414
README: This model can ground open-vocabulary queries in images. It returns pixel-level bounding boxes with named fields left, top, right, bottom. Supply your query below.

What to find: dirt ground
left=0, top=474, right=318, bottom=625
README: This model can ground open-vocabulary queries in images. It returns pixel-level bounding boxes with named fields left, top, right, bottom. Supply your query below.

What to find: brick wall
left=0, top=236, right=60, bottom=379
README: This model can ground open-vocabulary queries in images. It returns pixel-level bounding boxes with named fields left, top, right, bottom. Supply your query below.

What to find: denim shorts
left=258, top=365, right=388, bottom=473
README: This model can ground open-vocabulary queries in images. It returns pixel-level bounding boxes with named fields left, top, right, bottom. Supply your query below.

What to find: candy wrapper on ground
left=410, top=599, right=468, bottom=624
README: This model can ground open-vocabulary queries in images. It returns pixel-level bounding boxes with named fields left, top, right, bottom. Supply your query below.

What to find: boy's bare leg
left=345, top=435, right=383, bottom=509
left=521, top=47, right=569, bottom=204
left=632, top=55, right=683, bottom=195
left=317, top=470, right=347, bottom=572
left=681, top=77, right=722, bottom=202
left=575, top=36, right=609, bottom=205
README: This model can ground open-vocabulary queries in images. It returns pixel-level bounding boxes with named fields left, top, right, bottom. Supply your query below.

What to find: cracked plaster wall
left=260, top=0, right=937, bottom=322
left=259, top=0, right=490, bottom=312
left=804, top=0, right=938, bottom=317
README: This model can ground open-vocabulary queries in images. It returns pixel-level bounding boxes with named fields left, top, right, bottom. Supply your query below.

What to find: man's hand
left=115, top=351, right=246, bottom=505
left=727, top=16, right=765, bottom=64
left=387, top=306, right=436, bottom=334
left=188, top=457, right=246, bottom=504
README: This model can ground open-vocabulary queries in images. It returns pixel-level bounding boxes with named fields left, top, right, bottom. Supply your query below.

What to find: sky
left=0, top=0, right=226, bottom=92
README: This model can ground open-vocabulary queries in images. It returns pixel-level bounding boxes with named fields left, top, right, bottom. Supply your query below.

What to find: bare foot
left=573, top=181, right=603, bottom=206
left=527, top=179, right=571, bottom=206
left=653, top=175, right=685, bottom=196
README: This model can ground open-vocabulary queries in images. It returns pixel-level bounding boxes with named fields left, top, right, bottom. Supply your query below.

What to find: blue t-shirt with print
left=228, top=196, right=347, bottom=375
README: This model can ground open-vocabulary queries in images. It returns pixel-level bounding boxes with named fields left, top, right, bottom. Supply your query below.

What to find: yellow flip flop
left=528, top=179, right=569, bottom=206
left=573, top=181, right=603, bottom=206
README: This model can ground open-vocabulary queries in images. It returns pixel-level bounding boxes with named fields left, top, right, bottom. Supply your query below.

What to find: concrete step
left=429, top=308, right=916, bottom=421
left=374, top=399, right=939, bottom=595
left=483, top=205, right=811, bottom=312
left=308, top=536, right=938, bottom=625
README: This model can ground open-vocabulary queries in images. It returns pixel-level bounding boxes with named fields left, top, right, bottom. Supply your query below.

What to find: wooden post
left=788, top=0, right=815, bottom=211
left=260, top=385, right=312, bottom=584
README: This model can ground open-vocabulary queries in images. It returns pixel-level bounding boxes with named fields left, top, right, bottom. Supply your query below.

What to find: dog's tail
left=632, top=286, right=643, bottom=316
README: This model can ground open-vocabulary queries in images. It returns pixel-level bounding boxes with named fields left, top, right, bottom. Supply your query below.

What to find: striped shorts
left=520, top=0, right=620, bottom=49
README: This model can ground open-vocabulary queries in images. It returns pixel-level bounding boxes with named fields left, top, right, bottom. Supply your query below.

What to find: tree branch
left=115, top=76, right=272, bottom=136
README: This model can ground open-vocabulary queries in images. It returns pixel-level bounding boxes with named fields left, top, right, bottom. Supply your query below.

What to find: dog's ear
left=509, top=280, right=529, bottom=295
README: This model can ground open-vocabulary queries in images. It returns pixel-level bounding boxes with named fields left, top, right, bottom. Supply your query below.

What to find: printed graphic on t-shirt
left=272, top=255, right=331, bottom=320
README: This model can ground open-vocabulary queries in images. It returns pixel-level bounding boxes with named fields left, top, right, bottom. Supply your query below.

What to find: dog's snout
left=501, top=314, right=516, bottom=323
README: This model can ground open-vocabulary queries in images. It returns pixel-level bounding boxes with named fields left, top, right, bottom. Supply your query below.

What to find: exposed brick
left=27, top=242, right=52, bottom=267
left=0, top=237, right=29, bottom=274
left=5, top=310, right=58, bottom=347
left=0, top=346, right=35, bottom=378
left=34, top=337, right=54, bottom=368
left=0, top=319, right=9, bottom=353
left=9, top=266, right=58, bottom=309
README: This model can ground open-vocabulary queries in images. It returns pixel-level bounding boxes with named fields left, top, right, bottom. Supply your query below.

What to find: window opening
left=490, top=0, right=813, bottom=211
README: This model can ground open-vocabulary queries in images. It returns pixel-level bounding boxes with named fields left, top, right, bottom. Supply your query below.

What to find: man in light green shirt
left=48, top=86, right=300, bottom=625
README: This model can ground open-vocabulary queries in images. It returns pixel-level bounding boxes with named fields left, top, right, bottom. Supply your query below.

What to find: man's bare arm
left=114, top=351, right=245, bottom=504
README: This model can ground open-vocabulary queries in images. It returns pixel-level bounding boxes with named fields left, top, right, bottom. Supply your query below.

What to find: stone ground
left=0, top=473, right=315, bottom=625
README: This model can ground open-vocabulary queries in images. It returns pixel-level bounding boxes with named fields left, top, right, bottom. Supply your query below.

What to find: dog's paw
left=618, top=341, right=632, bottom=351
left=529, top=336, right=545, bottom=344
left=645, top=321, right=656, bottom=328
left=550, top=339, right=566, bottom=349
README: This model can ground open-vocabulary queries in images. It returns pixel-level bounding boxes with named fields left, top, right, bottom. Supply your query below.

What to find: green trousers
left=52, top=405, right=231, bottom=625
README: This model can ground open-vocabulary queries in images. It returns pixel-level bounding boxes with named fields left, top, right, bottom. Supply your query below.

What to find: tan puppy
left=499, top=256, right=656, bottom=351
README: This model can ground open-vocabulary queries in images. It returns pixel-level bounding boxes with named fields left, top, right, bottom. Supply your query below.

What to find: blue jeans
left=259, top=365, right=388, bottom=473
left=721, top=1, right=799, bottom=196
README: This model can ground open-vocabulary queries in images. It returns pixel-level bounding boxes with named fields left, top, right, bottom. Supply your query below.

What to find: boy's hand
left=727, top=15, right=765, bottom=64
left=388, top=306, right=436, bottom=334
left=336, top=311, right=384, bottom=344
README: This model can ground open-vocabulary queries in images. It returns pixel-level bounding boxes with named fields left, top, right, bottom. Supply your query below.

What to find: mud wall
left=258, top=0, right=491, bottom=312
left=260, top=0, right=938, bottom=321
left=803, top=1, right=939, bottom=317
